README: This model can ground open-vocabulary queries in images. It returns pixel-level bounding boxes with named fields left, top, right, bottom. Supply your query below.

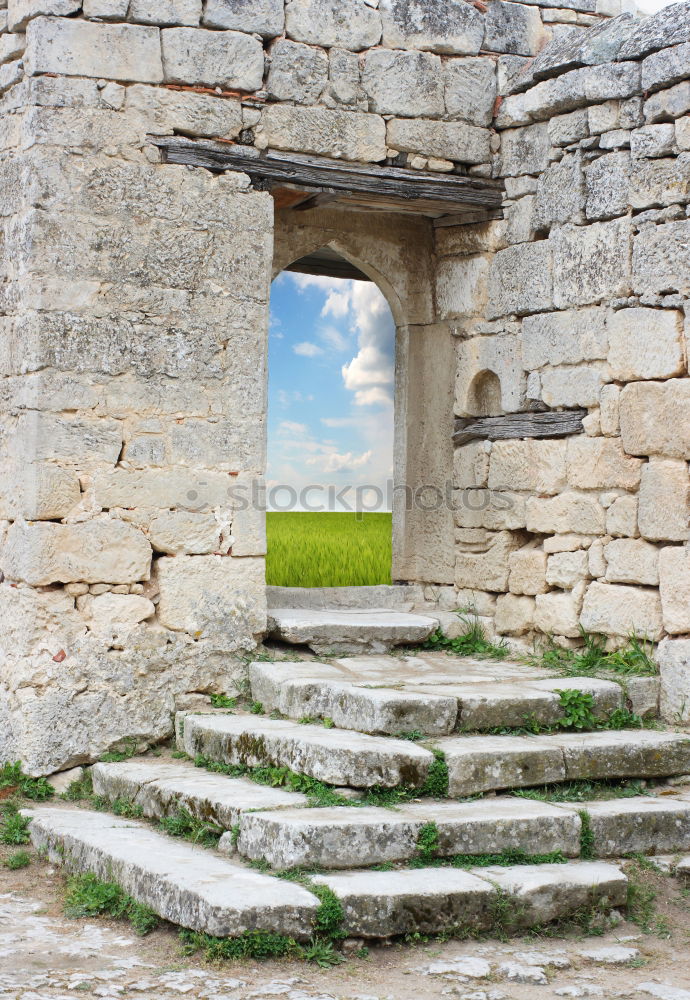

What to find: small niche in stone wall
left=466, top=370, right=502, bottom=418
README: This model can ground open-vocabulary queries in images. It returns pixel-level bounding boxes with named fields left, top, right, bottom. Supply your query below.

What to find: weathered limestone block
left=606, top=495, right=638, bottom=538
left=483, top=0, right=546, bottom=57
left=0, top=463, right=80, bottom=520
left=286, top=0, right=381, bottom=50
left=0, top=583, right=84, bottom=661
left=455, top=490, right=527, bottom=532
left=677, top=116, right=690, bottom=151
left=633, top=220, right=690, bottom=296
left=580, top=581, right=663, bottom=640
left=645, top=81, right=690, bottom=124
left=534, top=584, right=586, bottom=639
left=25, top=16, right=164, bottom=83
left=11, top=412, right=122, bottom=467
left=436, top=256, right=490, bottom=319
left=540, top=363, right=609, bottom=408
left=608, top=308, right=685, bottom=382
left=486, top=242, right=553, bottom=319
left=379, top=0, right=484, bottom=55
left=386, top=119, right=490, bottom=164
left=86, top=593, right=156, bottom=636
left=630, top=156, right=690, bottom=211
left=599, top=384, right=620, bottom=438
left=549, top=109, right=590, bottom=147
left=619, top=6, right=690, bottom=61
left=526, top=493, right=606, bottom=535
left=508, top=546, right=548, bottom=596
left=161, top=27, right=264, bottom=91
left=83, top=0, right=130, bottom=17
left=534, top=154, right=585, bottom=229
left=567, top=438, right=642, bottom=491
left=495, top=593, right=536, bottom=635
left=92, top=468, right=235, bottom=512
left=658, top=637, right=690, bottom=723
left=585, top=151, right=631, bottom=221
left=604, top=539, right=659, bottom=586
left=124, top=85, right=243, bottom=138
left=325, top=48, right=362, bottom=107
left=522, top=308, right=608, bottom=369
left=638, top=459, right=690, bottom=542
left=8, top=0, right=79, bottom=31
left=444, top=57, right=497, bottom=127
left=499, top=122, right=552, bottom=177
left=156, top=555, right=265, bottom=640
left=129, top=0, right=202, bottom=26
left=0, top=33, right=25, bottom=63
left=263, top=105, right=386, bottom=161
left=455, top=334, right=524, bottom=415
left=620, top=380, right=690, bottom=460
left=148, top=512, right=222, bottom=555
left=455, top=531, right=523, bottom=592
left=203, top=0, right=284, bottom=36
left=488, top=440, right=566, bottom=495
left=454, top=441, right=490, bottom=489
left=552, top=218, right=631, bottom=308
left=546, top=550, right=589, bottom=589
left=642, top=41, right=690, bottom=92
left=362, top=49, right=444, bottom=118
left=2, top=519, right=152, bottom=586
left=659, top=547, right=690, bottom=635
left=630, top=123, right=677, bottom=159
left=267, top=40, right=328, bottom=105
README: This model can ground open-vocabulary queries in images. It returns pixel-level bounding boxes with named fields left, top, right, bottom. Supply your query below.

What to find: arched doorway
left=266, top=247, right=396, bottom=588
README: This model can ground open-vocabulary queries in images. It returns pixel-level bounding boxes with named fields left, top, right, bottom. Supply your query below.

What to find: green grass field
left=266, top=512, right=392, bottom=588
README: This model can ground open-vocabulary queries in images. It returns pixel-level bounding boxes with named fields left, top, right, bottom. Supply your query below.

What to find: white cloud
left=319, top=324, right=350, bottom=351
left=287, top=273, right=344, bottom=294
left=278, top=420, right=308, bottom=436
left=307, top=449, right=373, bottom=473
left=322, top=286, right=352, bottom=319
left=351, top=386, right=394, bottom=408
left=341, top=281, right=395, bottom=407
left=293, top=341, right=324, bottom=358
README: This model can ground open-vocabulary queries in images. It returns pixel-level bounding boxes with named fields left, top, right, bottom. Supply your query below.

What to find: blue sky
left=267, top=273, right=395, bottom=511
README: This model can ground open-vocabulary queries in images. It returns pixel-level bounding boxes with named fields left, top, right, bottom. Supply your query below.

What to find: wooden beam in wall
left=149, top=136, right=504, bottom=218
left=453, top=410, right=587, bottom=446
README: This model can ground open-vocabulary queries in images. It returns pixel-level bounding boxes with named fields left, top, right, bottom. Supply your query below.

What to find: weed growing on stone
left=110, top=797, right=144, bottom=820
left=210, top=694, right=237, bottom=710
left=512, top=778, right=647, bottom=803
left=64, top=872, right=159, bottom=936
left=180, top=927, right=301, bottom=962
left=557, top=690, right=598, bottom=730
left=415, top=822, right=440, bottom=865
left=249, top=701, right=265, bottom=715
left=450, top=849, right=566, bottom=869
left=579, top=810, right=596, bottom=859
left=420, top=749, right=450, bottom=798
left=0, top=804, right=30, bottom=845
left=193, top=754, right=351, bottom=808
left=396, top=729, right=425, bottom=741
left=422, top=614, right=509, bottom=661
left=487, top=692, right=645, bottom=737
left=533, top=629, right=658, bottom=677
left=99, top=738, right=140, bottom=763
left=158, top=806, right=224, bottom=848
left=625, top=860, right=671, bottom=937
left=0, top=762, right=53, bottom=801
left=5, top=849, right=31, bottom=869
left=61, top=772, right=94, bottom=801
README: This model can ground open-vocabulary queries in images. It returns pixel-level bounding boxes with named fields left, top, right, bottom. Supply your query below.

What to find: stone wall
left=439, top=5, right=690, bottom=724
left=3, top=0, right=688, bottom=773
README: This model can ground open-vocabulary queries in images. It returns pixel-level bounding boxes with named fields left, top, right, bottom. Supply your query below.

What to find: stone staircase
left=24, top=649, right=690, bottom=948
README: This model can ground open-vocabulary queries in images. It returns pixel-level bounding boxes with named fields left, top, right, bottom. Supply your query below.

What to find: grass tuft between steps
left=64, top=872, right=159, bottom=936
left=530, top=628, right=658, bottom=678
left=0, top=762, right=54, bottom=802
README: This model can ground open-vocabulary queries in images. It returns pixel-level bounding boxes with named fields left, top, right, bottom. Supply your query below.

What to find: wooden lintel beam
left=453, top=410, right=587, bottom=446
left=149, top=135, right=504, bottom=210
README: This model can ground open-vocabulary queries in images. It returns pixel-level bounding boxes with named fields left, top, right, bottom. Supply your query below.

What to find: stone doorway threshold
left=266, top=585, right=438, bottom=655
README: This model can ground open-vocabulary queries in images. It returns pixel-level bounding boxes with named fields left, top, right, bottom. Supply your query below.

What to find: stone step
left=230, top=797, right=582, bottom=870
left=24, top=806, right=319, bottom=940
left=91, top=758, right=308, bottom=827
left=313, top=861, right=628, bottom=939
left=250, top=659, right=625, bottom=735
left=266, top=608, right=439, bottom=655
left=177, top=713, right=434, bottom=789
left=433, top=730, right=690, bottom=797
left=266, top=584, right=423, bottom=611
left=577, top=794, right=690, bottom=857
